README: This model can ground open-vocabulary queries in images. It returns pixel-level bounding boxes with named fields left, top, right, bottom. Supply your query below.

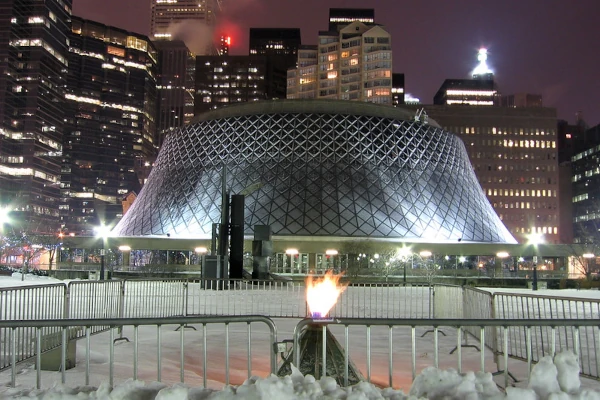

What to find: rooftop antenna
left=472, top=48, right=494, bottom=79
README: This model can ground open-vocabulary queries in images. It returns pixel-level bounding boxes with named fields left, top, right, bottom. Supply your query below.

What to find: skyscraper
left=564, top=121, right=600, bottom=245
left=61, top=17, right=158, bottom=234
left=151, top=0, right=220, bottom=54
left=0, top=0, right=72, bottom=233
left=287, top=11, right=392, bottom=105
left=194, top=55, right=272, bottom=115
left=412, top=105, right=560, bottom=244
left=249, top=28, right=301, bottom=60
left=433, top=49, right=500, bottom=106
left=154, top=40, right=195, bottom=147
left=412, top=49, right=560, bottom=244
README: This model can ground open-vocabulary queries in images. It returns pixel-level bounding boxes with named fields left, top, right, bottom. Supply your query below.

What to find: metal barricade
left=432, top=284, right=463, bottom=319
left=186, top=279, right=305, bottom=317
left=0, top=315, right=278, bottom=390
left=0, top=284, right=67, bottom=369
left=291, top=318, right=600, bottom=390
left=122, top=278, right=187, bottom=318
left=493, top=292, right=600, bottom=379
left=332, top=283, right=432, bottom=319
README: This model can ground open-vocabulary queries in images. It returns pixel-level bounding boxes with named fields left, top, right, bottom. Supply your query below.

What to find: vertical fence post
left=429, top=285, right=433, bottom=319
left=183, top=279, right=189, bottom=316
left=490, top=292, right=499, bottom=369
left=118, top=280, right=126, bottom=339
left=64, top=283, right=70, bottom=319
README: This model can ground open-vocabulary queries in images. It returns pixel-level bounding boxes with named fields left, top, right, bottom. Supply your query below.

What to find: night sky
left=73, top=0, right=600, bottom=126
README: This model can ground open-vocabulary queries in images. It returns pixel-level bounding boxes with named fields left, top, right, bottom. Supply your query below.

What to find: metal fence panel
left=432, top=284, right=463, bottom=319
left=493, top=292, right=600, bottom=379
left=123, top=279, right=187, bottom=318
left=0, top=284, right=67, bottom=370
left=332, top=283, right=432, bottom=319
left=0, top=316, right=278, bottom=390
left=462, top=287, right=497, bottom=362
left=186, top=279, right=305, bottom=317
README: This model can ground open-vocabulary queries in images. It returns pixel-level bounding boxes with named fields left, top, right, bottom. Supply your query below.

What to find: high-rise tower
left=0, top=0, right=72, bottom=232
left=417, top=49, right=560, bottom=244
left=151, top=0, right=220, bottom=45
left=287, top=9, right=392, bottom=105
left=155, top=40, right=195, bottom=147
left=61, top=17, right=158, bottom=234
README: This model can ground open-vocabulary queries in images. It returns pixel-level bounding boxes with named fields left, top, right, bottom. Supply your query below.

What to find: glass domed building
left=113, top=100, right=515, bottom=246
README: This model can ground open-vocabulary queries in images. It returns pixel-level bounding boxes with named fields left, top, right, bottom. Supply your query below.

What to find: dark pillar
left=252, top=225, right=272, bottom=280
left=229, top=194, right=245, bottom=279
left=100, top=247, right=105, bottom=280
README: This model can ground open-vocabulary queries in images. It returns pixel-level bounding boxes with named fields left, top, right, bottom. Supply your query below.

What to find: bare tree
left=571, top=217, right=600, bottom=279
left=420, top=255, right=440, bottom=286
left=339, top=242, right=374, bottom=279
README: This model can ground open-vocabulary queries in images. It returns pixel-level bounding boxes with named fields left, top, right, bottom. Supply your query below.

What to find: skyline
left=72, top=0, right=600, bottom=126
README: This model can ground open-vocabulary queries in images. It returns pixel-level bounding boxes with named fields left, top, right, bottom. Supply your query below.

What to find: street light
left=397, top=247, right=412, bottom=285
left=94, top=224, right=110, bottom=280
left=326, top=249, right=339, bottom=272
left=527, top=233, right=545, bottom=291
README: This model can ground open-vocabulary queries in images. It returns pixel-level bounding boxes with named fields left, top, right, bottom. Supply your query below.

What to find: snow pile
left=2, top=351, right=599, bottom=399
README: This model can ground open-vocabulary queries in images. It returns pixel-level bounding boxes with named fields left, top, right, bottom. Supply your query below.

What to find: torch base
left=277, top=323, right=365, bottom=386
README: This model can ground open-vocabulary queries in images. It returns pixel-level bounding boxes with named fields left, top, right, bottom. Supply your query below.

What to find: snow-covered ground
left=1, top=274, right=600, bottom=399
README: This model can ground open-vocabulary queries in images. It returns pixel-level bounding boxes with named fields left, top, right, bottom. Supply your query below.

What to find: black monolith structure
left=252, top=225, right=272, bottom=279
left=229, top=194, right=244, bottom=279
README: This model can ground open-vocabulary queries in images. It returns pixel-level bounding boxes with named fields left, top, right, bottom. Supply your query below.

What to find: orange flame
left=306, top=270, right=347, bottom=318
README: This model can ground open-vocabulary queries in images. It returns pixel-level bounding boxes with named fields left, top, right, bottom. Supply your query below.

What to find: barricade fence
left=1, top=316, right=596, bottom=391
left=493, top=291, right=600, bottom=379
left=290, top=318, right=599, bottom=390
left=1, top=279, right=599, bottom=380
left=433, top=285, right=600, bottom=380
left=0, top=316, right=277, bottom=390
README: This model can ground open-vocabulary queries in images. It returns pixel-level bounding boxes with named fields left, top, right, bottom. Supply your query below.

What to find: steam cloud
left=167, top=0, right=263, bottom=55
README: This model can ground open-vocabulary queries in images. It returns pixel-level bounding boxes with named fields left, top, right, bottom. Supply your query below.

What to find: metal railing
left=493, top=291, right=600, bottom=379
left=433, top=285, right=600, bottom=380
left=0, top=316, right=277, bottom=390
left=2, top=279, right=600, bottom=382
left=292, top=318, right=600, bottom=389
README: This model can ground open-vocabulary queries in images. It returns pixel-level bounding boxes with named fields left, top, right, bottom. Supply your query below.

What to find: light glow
left=306, top=270, right=347, bottom=319
left=472, top=48, right=493, bottom=77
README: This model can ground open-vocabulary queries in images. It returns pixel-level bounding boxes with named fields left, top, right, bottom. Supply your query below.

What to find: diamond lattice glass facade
left=113, top=100, right=516, bottom=244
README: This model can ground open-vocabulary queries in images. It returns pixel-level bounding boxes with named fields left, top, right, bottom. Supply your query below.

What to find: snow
left=2, top=353, right=600, bottom=399
left=1, top=274, right=600, bottom=399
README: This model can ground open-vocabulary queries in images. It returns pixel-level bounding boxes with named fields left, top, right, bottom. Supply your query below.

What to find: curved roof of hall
left=190, top=99, right=442, bottom=129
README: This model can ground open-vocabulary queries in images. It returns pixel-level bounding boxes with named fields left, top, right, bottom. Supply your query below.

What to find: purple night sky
left=73, top=0, right=600, bottom=126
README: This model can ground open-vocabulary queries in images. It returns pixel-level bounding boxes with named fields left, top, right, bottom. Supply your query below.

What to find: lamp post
left=397, top=247, right=412, bottom=286
left=0, top=207, right=9, bottom=266
left=95, top=225, right=110, bottom=280
left=527, top=233, right=545, bottom=291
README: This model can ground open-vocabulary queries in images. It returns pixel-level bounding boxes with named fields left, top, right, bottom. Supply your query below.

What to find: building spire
left=472, top=48, right=494, bottom=80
